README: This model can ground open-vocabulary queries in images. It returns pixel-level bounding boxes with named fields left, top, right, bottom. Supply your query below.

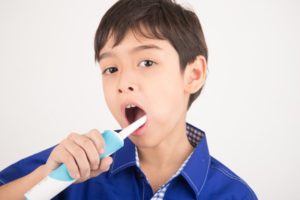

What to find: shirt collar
left=181, top=123, right=210, bottom=196
left=109, top=124, right=211, bottom=197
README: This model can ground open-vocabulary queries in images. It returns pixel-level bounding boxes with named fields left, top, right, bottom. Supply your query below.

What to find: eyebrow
left=98, top=44, right=162, bottom=62
left=131, top=44, right=162, bottom=53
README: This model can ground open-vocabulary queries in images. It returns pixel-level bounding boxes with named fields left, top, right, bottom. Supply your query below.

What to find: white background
left=0, top=0, right=299, bottom=199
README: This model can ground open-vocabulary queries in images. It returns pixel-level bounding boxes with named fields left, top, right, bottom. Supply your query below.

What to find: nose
left=118, top=85, right=136, bottom=93
left=117, top=70, right=137, bottom=94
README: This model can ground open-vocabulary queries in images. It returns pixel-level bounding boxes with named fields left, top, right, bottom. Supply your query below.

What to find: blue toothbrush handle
left=26, top=116, right=146, bottom=199
left=25, top=130, right=125, bottom=199
left=49, top=130, right=124, bottom=181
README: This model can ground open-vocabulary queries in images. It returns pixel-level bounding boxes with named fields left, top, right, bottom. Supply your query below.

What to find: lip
left=132, top=120, right=148, bottom=136
left=120, top=99, right=147, bottom=127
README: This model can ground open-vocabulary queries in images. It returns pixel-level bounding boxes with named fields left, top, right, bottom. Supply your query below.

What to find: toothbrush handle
left=49, top=130, right=123, bottom=181
left=25, top=130, right=124, bottom=200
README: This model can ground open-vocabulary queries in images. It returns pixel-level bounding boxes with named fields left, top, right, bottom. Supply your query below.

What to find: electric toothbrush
left=25, top=116, right=147, bottom=200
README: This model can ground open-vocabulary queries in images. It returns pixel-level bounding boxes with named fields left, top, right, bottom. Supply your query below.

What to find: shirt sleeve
left=0, top=145, right=56, bottom=185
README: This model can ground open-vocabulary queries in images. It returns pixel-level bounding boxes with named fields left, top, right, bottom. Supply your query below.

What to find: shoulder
left=201, top=156, right=258, bottom=200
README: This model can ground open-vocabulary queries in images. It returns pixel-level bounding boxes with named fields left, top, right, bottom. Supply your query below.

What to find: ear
left=183, top=55, right=207, bottom=94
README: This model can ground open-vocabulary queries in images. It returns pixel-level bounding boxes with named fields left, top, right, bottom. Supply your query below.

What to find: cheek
left=102, top=82, right=110, bottom=104
left=102, top=81, right=118, bottom=116
left=145, top=72, right=184, bottom=120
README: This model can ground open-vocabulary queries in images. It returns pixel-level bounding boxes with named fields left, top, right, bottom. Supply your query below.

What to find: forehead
left=99, top=30, right=176, bottom=58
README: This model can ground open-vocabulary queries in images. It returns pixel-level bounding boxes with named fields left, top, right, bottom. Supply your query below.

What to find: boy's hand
left=45, top=129, right=113, bottom=183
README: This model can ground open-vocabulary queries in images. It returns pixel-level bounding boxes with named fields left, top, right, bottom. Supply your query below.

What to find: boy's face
left=98, top=30, right=191, bottom=147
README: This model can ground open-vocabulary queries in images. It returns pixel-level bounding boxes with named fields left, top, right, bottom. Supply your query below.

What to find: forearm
left=0, top=164, right=49, bottom=200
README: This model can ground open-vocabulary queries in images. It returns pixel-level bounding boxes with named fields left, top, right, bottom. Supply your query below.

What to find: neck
left=138, top=120, right=193, bottom=168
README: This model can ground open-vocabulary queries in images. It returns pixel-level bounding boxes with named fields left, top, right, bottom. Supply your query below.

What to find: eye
left=103, top=67, right=118, bottom=75
left=139, top=60, right=155, bottom=68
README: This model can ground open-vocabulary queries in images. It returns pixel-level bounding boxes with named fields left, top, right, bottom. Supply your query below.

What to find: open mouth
left=125, top=104, right=146, bottom=125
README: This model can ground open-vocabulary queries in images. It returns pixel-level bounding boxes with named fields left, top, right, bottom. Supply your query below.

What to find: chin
left=129, top=134, right=161, bottom=149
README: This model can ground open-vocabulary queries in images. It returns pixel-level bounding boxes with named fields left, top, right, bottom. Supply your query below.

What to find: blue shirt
left=136, top=123, right=199, bottom=200
left=0, top=123, right=257, bottom=199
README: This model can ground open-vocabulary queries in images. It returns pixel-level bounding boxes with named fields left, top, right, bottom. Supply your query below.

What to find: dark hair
left=94, top=0, right=208, bottom=109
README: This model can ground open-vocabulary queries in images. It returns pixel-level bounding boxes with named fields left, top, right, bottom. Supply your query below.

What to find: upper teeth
left=126, top=104, right=137, bottom=109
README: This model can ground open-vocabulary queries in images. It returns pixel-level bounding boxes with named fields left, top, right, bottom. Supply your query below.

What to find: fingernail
left=99, top=148, right=104, bottom=154
left=74, top=173, right=80, bottom=179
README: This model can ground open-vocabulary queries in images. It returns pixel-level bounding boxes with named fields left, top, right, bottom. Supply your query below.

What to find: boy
left=0, top=0, right=257, bottom=199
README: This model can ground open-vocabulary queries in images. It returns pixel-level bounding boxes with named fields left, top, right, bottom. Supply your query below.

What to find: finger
left=90, top=156, right=113, bottom=178
left=59, top=148, right=80, bottom=179
left=99, top=156, right=113, bottom=172
left=69, top=133, right=100, bottom=170
left=64, top=139, right=91, bottom=179
left=46, top=145, right=64, bottom=171
left=86, top=129, right=105, bottom=154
